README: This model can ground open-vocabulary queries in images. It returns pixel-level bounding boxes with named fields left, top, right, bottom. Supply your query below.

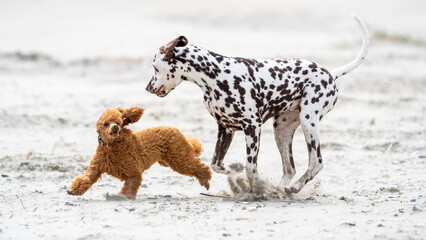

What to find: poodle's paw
left=124, top=193, right=137, bottom=200
left=67, top=189, right=77, bottom=195
left=119, top=189, right=137, bottom=200
left=114, top=191, right=136, bottom=200
left=67, top=176, right=91, bottom=196
left=67, top=188, right=85, bottom=196
left=198, top=178, right=211, bottom=190
left=118, top=188, right=128, bottom=196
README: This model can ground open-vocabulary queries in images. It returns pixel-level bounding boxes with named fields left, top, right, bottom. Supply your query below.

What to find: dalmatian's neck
left=173, top=45, right=232, bottom=92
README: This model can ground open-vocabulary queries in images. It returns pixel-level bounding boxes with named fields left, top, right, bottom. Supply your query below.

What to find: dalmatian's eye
left=153, top=66, right=159, bottom=72
left=103, top=123, right=109, bottom=127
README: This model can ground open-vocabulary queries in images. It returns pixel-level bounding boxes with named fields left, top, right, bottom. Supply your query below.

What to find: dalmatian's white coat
left=146, top=14, right=369, bottom=194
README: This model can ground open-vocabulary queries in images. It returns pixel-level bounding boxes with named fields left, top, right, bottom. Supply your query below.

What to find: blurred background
left=1, top=0, right=425, bottom=59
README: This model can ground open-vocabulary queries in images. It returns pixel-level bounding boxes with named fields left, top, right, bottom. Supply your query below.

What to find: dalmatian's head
left=146, top=36, right=188, bottom=97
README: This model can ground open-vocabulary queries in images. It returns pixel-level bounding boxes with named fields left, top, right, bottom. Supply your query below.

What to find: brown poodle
left=67, top=107, right=212, bottom=199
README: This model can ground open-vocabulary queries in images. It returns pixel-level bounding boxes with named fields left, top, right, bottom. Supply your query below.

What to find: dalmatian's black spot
left=307, top=142, right=312, bottom=153
left=208, top=50, right=224, bottom=63
left=268, top=68, right=277, bottom=78
left=217, top=80, right=232, bottom=95
left=316, top=145, right=322, bottom=161
left=308, top=62, right=318, bottom=72
left=314, top=85, right=321, bottom=93
left=311, top=97, right=320, bottom=104
left=323, top=101, right=329, bottom=108
left=326, top=90, right=336, bottom=97
left=224, top=96, right=236, bottom=108
left=214, top=90, right=222, bottom=100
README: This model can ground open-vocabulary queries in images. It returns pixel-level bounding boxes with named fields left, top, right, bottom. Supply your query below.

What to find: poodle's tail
left=187, top=137, right=203, bottom=156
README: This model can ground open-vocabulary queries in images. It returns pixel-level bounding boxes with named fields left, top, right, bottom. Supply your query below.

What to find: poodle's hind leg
left=166, top=152, right=212, bottom=190
left=194, top=161, right=212, bottom=190
left=186, top=157, right=212, bottom=190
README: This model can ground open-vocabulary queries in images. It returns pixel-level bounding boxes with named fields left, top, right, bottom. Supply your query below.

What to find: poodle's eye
left=103, top=123, right=109, bottom=127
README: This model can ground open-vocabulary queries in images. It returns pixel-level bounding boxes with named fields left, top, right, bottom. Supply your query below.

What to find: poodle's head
left=96, top=107, right=144, bottom=145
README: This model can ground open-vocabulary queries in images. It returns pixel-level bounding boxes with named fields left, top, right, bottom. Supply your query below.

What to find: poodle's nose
left=112, top=125, right=119, bottom=132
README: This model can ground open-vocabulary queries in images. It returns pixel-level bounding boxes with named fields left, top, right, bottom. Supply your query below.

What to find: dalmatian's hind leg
left=273, top=110, right=300, bottom=188
left=285, top=84, right=337, bottom=194
left=285, top=113, right=322, bottom=194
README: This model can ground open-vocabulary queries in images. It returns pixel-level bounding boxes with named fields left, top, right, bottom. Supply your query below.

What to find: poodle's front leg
left=119, top=175, right=142, bottom=200
left=68, top=167, right=102, bottom=196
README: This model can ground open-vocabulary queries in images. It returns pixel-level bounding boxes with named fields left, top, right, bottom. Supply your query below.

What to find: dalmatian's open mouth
left=156, top=86, right=168, bottom=97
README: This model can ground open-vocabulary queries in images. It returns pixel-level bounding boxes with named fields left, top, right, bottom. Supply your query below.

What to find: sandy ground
left=1, top=0, right=425, bottom=239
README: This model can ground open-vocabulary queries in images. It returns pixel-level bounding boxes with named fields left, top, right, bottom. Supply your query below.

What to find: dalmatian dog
left=146, top=14, right=369, bottom=194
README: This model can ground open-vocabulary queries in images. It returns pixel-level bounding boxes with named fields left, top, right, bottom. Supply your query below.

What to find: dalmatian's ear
left=160, top=36, right=188, bottom=61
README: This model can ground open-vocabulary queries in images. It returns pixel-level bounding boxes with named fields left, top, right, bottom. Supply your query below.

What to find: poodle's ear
left=119, top=107, right=144, bottom=126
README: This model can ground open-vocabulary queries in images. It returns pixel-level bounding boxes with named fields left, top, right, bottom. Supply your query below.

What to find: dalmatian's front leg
left=243, top=125, right=262, bottom=190
left=228, top=125, right=262, bottom=195
left=211, top=124, right=235, bottom=174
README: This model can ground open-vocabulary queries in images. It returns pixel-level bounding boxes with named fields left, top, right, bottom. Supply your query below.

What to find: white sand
left=1, top=0, right=425, bottom=239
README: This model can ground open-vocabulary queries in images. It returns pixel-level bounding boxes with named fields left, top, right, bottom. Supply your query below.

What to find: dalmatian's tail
left=331, top=13, right=369, bottom=80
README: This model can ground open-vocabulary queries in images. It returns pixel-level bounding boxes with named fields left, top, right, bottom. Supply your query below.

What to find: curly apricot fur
left=68, top=107, right=212, bottom=199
